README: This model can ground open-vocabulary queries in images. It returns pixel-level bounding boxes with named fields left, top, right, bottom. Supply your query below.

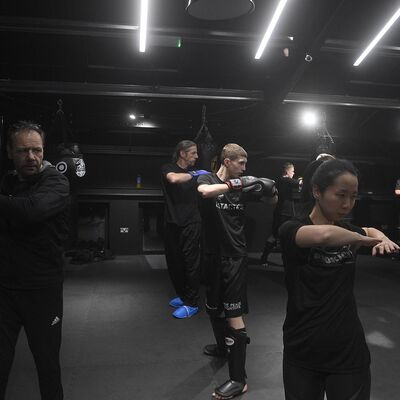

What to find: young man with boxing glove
left=161, top=140, right=210, bottom=318
left=197, top=143, right=277, bottom=399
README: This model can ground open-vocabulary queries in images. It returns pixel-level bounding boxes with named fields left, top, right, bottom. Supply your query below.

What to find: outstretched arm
left=198, top=175, right=277, bottom=200
left=295, top=225, right=381, bottom=249
left=198, top=183, right=230, bottom=198
left=362, top=227, right=400, bottom=256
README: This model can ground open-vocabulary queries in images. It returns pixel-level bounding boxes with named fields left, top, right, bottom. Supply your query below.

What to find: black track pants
left=283, top=359, right=370, bottom=400
left=0, top=285, right=63, bottom=400
left=164, top=222, right=201, bottom=307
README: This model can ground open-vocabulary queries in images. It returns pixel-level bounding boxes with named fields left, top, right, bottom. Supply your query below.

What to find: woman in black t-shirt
left=279, top=159, right=399, bottom=400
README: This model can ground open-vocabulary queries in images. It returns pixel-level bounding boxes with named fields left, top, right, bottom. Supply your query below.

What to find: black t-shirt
left=161, top=163, right=200, bottom=226
left=276, top=176, right=300, bottom=217
left=197, top=173, right=247, bottom=256
left=279, top=216, right=370, bottom=373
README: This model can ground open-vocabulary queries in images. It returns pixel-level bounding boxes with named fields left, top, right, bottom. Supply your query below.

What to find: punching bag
left=194, top=105, right=217, bottom=172
left=50, top=100, right=86, bottom=191
left=49, top=100, right=86, bottom=249
left=55, top=143, right=86, bottom=181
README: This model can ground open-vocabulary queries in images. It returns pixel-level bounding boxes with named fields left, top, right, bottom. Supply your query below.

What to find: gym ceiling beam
left=0, top=79, right=264, bottom=101
left=0, top=16, right=291, bottom=47
left=283, top=92, right=400, bottom=110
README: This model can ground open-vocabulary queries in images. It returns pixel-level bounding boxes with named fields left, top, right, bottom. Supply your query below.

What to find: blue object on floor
left=169, top=296, right=184, bottom=308
left=172, top=305, right=199, bottom=319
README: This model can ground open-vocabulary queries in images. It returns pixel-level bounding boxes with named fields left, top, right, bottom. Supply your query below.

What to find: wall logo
left=75, top=158, right=86, bottom=177
left=55, top=161, right=67, bottom=174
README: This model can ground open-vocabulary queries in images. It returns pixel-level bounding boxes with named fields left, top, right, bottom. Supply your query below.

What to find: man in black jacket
left=0, top=121, right=70, bottom=400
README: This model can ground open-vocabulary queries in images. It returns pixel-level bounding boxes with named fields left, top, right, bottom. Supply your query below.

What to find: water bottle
left=136, top=174, right=142, bottom=189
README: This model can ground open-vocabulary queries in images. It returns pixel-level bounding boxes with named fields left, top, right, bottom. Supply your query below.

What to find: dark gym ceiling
left=1, top=0, right=400, bottom=157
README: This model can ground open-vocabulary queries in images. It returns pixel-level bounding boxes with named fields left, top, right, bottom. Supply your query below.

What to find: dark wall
left=109, top=200, right=139, bottom=255
left=71, top=148, right=399, bottom=256
left=74, top=152, right=307, bottom=191
left=41, top=147, right=400, bottom=197
left=75, top=153, right=171, bottom=190
left=0, top=116, right=8, bottom=177
left=249, top=156, right=398, bottom=196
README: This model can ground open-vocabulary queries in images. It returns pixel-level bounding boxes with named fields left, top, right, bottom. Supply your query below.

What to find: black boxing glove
left=243, top=178, right=278, bottom=200
left=226, top=176, right=260, bottom=190
left=258, top=178, right=277, bottom=197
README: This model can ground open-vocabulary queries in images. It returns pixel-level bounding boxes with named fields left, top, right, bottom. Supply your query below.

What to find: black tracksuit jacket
left=0, top=162, right=70, bottom=289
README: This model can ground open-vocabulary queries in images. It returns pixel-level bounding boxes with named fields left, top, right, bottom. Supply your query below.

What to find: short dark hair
left=7, top=121, right=45, bottom=147
left=311, top=159, right=358, bottom=195
left=172, top=140, right=196, bottom=162
left=298, top=159, right=358, bottom=217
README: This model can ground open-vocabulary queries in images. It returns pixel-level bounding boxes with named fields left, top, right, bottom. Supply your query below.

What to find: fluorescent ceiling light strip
left=354, top=7, right=400, bottom=66
left=255, top=0, right=288, bottom=60
left=139, top=0, right=149, bottom=53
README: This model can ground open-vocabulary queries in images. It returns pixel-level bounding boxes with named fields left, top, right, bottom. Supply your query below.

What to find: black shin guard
left=225, top=327, right=250, bottom=383
left=210, top=316, right=227, bottom=354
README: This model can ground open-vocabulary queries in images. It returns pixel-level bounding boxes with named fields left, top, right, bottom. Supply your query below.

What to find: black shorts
left=203, top=254, right=248, bottom=318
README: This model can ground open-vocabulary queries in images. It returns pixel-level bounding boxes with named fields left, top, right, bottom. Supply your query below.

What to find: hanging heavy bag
left=194, top=105, right=217, bottom=171
left=55, top=143, right=86, bottom=182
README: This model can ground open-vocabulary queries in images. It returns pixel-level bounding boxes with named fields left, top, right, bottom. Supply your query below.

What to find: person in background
left=260, top=162, right=302, bottom=265
left=279, top=158, right=399, bottom=400
left=395, top=178, right=400, bottom=197
left=161, top=140, right=209, bottom=318
left=198, top=143, right=277, bottom=399
left=0, top=121, right=70, bottom=400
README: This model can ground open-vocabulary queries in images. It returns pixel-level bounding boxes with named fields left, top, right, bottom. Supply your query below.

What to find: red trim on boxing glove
left=226, top=178, right=243, bottom=190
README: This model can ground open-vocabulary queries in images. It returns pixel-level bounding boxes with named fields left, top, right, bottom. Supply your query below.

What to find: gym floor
left=5, top=253, right=400, bottom=400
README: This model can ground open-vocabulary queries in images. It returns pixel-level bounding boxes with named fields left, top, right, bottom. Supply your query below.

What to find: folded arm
left=0, top=174, right=70, bottom=223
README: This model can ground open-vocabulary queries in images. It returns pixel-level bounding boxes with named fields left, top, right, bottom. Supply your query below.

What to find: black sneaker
left=203, top=344, right=228, bottom=358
